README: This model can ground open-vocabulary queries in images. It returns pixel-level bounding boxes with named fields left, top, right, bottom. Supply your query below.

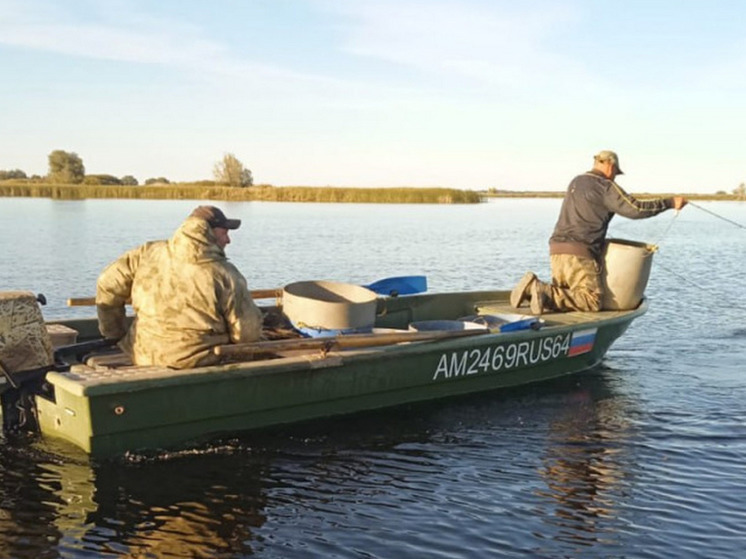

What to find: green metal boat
left=1, top=289, right=646, bottom=458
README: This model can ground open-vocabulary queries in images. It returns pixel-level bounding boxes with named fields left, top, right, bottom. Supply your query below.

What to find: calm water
left=1, top=197, right=746, bottom=558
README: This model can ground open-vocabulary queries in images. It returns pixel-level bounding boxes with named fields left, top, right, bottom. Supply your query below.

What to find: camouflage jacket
left=96, top=216, right=263, bottom=368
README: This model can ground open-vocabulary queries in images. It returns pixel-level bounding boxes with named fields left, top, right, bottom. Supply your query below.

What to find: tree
left=83, top=174, right=122, bottom=185
left=145, top=177, right=170, bottom=185
left=213, top=153, right=253, bottom=187
left=733, top=182, right=746, bottom=200
left=121, top=175, right=139, bottom=186
left=0, top=169, right=27, bottom=180
left=47, top=150, right=85, bottom=184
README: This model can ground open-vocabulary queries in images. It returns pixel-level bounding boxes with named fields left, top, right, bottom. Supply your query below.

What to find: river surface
left=1, top=197, right=745, bottom=558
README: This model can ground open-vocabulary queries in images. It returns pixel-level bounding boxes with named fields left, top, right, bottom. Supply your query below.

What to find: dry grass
left=1, top=182, right=739, bottom=203
left=0, top=182, right=483, bottom=204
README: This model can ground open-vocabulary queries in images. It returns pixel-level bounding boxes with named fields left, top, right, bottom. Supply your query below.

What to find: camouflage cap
left=190, top=205, right=241, bottom=230
left=594, top=150, right=624, bottom=175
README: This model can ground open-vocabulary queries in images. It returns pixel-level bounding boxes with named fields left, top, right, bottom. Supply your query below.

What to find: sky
left=1, top=0, right=745, bottom=192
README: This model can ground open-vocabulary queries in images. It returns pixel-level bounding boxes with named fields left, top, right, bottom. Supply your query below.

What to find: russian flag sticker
left=568, top=328, right=597, bottom=356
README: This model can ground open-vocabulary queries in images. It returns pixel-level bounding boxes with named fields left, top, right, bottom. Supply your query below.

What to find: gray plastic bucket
left=282, top=280, right=378, bottom=331
left=601, top=238, right=656, bottom=310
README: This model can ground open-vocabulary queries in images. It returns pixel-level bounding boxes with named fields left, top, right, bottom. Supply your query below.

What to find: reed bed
left=0, top=183, right=483, bottom=204
left=0, top=182, right=734, bottom=202
left=483, top=190, right=738, bottom=201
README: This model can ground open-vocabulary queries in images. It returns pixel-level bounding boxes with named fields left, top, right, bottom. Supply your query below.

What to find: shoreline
left=0, top=183, right=481, bottom=204
left=483, top=191, right=742, bottom=201
left=0, top=182, right=741, bottom=203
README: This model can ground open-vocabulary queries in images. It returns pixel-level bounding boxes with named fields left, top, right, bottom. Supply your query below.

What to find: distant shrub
left=83, top=174, right=123, bottom=185
left=213, top=153, right=253, bottom=187
left=0, top=169, right=27, bottom=180
left=145, top=177, right=170, bottom=185
left=48, top=150, right=85, bottom=184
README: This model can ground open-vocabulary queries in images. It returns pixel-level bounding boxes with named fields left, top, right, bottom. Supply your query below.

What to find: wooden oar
left=67, top=275, right=428, bottom=307
left=67, top=297, right=99, bottom=307
left=214, top=327, right=489, bottom=358
left=67, top=288, right=280, bottom=307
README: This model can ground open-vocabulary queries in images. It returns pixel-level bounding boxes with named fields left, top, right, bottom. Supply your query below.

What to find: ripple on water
left=3, top=200, right=746, bottom=558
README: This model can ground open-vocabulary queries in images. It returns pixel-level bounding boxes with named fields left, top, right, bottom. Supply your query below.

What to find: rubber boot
left=530, top=280, right=549, bottom=315
left=510, top=272, right=537, bottom=308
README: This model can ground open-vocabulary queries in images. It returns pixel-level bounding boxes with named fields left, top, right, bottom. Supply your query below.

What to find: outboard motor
left=0, top=291, right=55, bottom=432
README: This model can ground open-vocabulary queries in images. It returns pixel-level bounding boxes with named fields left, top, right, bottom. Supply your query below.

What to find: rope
left=654, top=257, right=746, bottom=319
left=689, top=201, right=746, bottom=229
left=649, top=210, right=679, bottom=246
left=612, top=199, right=744, bottom=247
left=652, top=202, right=746, bottom=318
left=652, top=260, right=708, bottom=291
left=608, top=203, right=681, bottom=246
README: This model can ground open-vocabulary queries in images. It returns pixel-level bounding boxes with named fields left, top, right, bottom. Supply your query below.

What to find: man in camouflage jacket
left=96, top=206, right=263, bottom=368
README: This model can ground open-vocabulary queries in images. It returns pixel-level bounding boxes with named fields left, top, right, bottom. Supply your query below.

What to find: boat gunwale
left=43, top=299, right=647, bottom=398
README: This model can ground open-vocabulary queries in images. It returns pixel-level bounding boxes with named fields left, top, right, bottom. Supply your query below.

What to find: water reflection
left=0, top=442, right=68, bottom=559
left=81, top=452, right=268, bottom=556
left=0, top=438, right=271, bottom=557
left=1, top=369, right=637, bottom=558
left=535, top=366, right=635, bottom=548
left=8, top=420, right=437, bottom=557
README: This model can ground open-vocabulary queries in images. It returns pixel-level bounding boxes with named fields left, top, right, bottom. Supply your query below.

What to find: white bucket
left=282, top=280, right=378, bottom=331
left=601, top=238, right=656, bottom=310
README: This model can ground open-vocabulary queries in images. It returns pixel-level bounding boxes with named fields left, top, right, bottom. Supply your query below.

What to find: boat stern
left=35, top=371, right=95, bottom=454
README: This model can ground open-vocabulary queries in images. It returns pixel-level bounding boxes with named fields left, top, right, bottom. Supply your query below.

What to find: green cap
left=190, top=205, right=241, bottom=230
left=594, top=150, right=624, bottom=175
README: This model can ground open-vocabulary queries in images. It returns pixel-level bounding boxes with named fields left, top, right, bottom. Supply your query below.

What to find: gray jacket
left=549, top=170, right=674, bottom=260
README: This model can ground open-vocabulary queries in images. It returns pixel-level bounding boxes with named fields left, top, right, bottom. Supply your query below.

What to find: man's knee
left=581, top=289, right=602, bottom=312
left=557, top=289, right=601, bottom=312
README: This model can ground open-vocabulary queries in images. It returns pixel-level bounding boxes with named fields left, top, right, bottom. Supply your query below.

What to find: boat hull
left=34, top=290, right=645, bottom=457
